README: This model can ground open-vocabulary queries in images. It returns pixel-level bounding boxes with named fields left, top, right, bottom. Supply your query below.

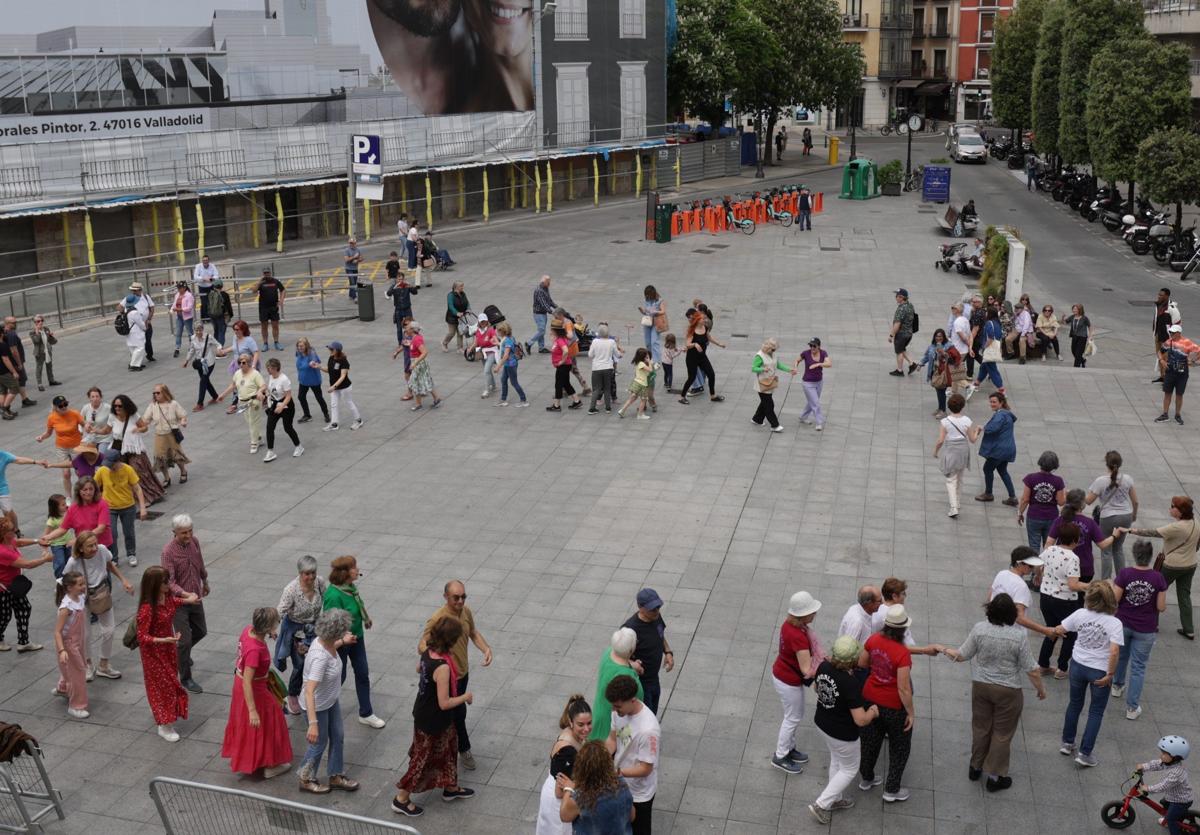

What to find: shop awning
left=916, top=82, right=951, bottom=95
left=895, top=79, right=924, bottom=89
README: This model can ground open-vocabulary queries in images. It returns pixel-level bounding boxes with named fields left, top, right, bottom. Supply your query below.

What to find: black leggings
left=554, top=365, right=576, bottom=399
left=753, top=392, right=779, bottom=428
left=1037, top=333, right=1061, bottom=357
left=266, top=402, right=300, bottom=450
left=195, top=364, right=218, bottom=405
left=681, top=348, right=716, bottom=396
left=1071, top=336, right=1088, bottom=368
left=860, top=704, right=912, bottom=793
left=1038, top=594, right=1082, bottom=671
left=298, top=384, right=328, bottom=421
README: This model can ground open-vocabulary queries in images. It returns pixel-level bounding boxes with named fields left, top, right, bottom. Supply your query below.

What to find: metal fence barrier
left=0, top=744, right=66, bottom=833
left=149, top=777, right=421, bottom=835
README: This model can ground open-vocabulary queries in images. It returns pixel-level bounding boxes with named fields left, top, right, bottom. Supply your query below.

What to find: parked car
left=952, top=133, right=987, bottom=163
left=945, top=122, right=979, bottom=151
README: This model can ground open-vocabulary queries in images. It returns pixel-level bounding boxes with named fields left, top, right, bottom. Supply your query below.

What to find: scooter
left=935, top=242, right=967, bottom=271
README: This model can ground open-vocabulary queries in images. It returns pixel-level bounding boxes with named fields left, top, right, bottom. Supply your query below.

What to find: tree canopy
left=1136, top=127, right=1200, bottom=233
left=992, top=0, right=1046, bottom=130
left=1031, top=0, right=1066, bottom=157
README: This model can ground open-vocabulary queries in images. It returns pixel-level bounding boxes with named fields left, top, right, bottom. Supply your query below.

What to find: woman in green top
left=751, top=338, right=797, bottom=432
left=322, top=555, right=385, bottom=729
left=588, top=626, right=643, bottom=742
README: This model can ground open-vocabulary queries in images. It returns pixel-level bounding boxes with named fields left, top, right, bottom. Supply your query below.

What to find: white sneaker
left=481, top=390, right=491, bottom=398
left=263, top=450, right=278, bottom=463
left=358, top=714, right=386, bottom=729
left=1126, top=705, right=1142, bottom=720
left=86, top=663, right=95, bottom=682
left=1110, top=684, right=1125, bottom=698
left=249, top=444, right=259, bottom=453
left=323, top=423, right=339, bottom=432
left=264, top=763, right=292, bottom=779
left=771, top=425, right=784, bottom=433
left=127, top=555, right=138, bottom=567
left=964, top=386, right=976, bottom=401
left=67, top=708, right=89, bottom=720
left=157, top=725, right=180, bottom=743
left=637, top=414, right=651, bottom=420
left=497, top=401, right=509, bottom=407
left=293, top=445, right=305, bottom=457
left=815, top=425, right=824, bottom=431
left=350, top=419, right=364, bottom=430
left=515, top=402, right=530, bottom=408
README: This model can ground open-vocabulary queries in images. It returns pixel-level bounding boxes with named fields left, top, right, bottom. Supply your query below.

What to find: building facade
left=955, top=0, right=1011, bottom=120
left=1143, top=1, right=1200, bottom=105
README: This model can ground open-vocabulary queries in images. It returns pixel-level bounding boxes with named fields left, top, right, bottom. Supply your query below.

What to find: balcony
left=879, top=60, right=912, bottom=78
left=554, top=10, right=588, bottom=40
left=881, top=12, right=915, bottom=28
left=1144, top=0, right=1200, bottom=34
left=912, top=24, right=953, bottom=37
left=842, top=12, right=868, bottom=29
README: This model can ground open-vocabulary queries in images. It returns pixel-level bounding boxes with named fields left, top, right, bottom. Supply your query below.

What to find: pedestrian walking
left=548, top=325, right=582, bottom=412
left=1111, top=540, right=1168, bottom=721
left=419, top=579, right=492, bottom=769
left=535, top=694, right=592, bottom=835
left=1156, top=323, right=1200, bottom=424
left=989, top=547, right=1052, bottom=635
left=495, top=322, right=528, bottom=407
left=322, top=555, right=386, bottom=729
left=215, top=322, right=260, bottom=415
left=622, top=588, right=674, bottom=715
left=106, top=395, right=164, bottom=505
left=677, top=310, right=725, bottom=405
left=344, top=237, right=362, bottom=301
left=838, top=587, right=883, bottom=649
left=1117, top=495, right=1200, bottom=640
left=888, top=289, right=918, bottom=377
left=182, top=322, right=219, bottom=411
left=255, top=269, right=285, bottom=351
left=604, top=674, right=660, bottom=835
left=80, top=387, right=110, bottom=451
left=967, top=306, right=1004, bottom=398
left=52, top=571, right=90, bottom=719
left=556, top=740, right=635, bottom=832
left=215, top=356, right=266, bottom=453
left=28, top=315, right=59, bottom=390
left=275, top=555, right=326, bottom=716
left=43, top=494, right=70, bottom=577
left=918, top=329, right=952, bottom=417
left=932, top=392, right=980, bottom=518
left=965, top=295, right=986, bottom=378
left=440, top=282, right=470, bottom=352
left=297, top=608, right=360, bottom=794
left=141, top=384, right=189, bottom=487
left=93, top=450, right=147, bottom=568
left=661, top=334, right=680, bottom=392
left=616, top=348, right=653, bottom=420
left=587, top=324, right=620, bottom=414
left=262, top=358, right=303, bottom=462
left=806, top=636, right=879, bottom=824
left=0, top=516, right=53, bottom=653
left=35, top=395, right=83, bottom=496
left=474, top=313, right=499, bottom=398
left=385, top=269, right=418, bottom=346
left=770, top=591, right=822, bottom=774
left=169, top=281, right=194, bottom=358
left=1057, top=581, right=1124, bottom=767
left=1085, top=451, right=1138, bottom=578
left=943, top=593, right=1046, bottom=792
left=750, top=338, right=794, bottom=432
left=406, top=322, right=441, bottom=411
left=193, top=254, right=219, bottom=321
left=135, top=565, right=197, bottom=742
left=322, top=341, right=363, bottom=430
left=1026, top=154, right=1037, bottom=190
left=530, top=275, right=556, bottom=354
left=39, top=475, right=112, bottom=556
left=1065, top=303, right=1093, bottom=368
left=221, top=607, right=293, bottom=779
left=1036, top=523, right=1088, bottom=679
left=123, top=298, right=147, bottom=372
left=802, top=127, right=813, bottom=156
left=293, top=338, right=329, bottom=424
left=1018, top=451, right=1066, bottom=551
left=160, top=514, right=208, bottom=694
left=119, top=283, right=155, bottom=364
left=639, top=285, right=664, bottom=363
left=1047, top=490, right=1116, bottom=583
left=976, top=392, right=1018, bottom=506
left=208, top=280, right=231, bottom=345
left=392, top=615, right=476, bottom=817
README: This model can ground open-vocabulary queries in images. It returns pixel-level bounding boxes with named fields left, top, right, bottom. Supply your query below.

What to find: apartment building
left=955, top=0, right=1013, bottom=120
left=1143, top=0, right=1200, bottom=103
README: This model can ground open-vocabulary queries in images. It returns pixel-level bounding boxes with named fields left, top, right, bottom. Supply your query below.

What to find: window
left=620, top=0, right=646, bottom=38
left=555, top=0, right=588, bottom=40
left=976, top=49, right=992, bottom=78
left=934, top=7, right=949, bottom=35
left=555, top=63, right=590, bottom=145
left=911, top=50, right=923, bottom=75
left=618, top=62, right=646, bottom=140
left=933, top=49, right=947, bottom=75
left=979, top=13, right=995, bottom=42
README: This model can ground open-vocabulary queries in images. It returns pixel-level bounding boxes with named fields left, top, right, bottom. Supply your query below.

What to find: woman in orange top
left=35, top=395, right=83, bottom=495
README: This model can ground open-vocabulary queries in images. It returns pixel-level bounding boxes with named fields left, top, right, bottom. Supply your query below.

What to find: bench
left=936, top=205, right=976, bottom=237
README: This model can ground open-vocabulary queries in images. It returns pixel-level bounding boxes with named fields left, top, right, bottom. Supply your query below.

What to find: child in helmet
left=1137, top=735, right=1193, bottom=835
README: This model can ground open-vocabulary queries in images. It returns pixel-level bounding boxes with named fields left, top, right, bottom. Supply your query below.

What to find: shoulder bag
left=1156, top=520, right=1199, bottom=573
left=191, top=335, right=211, bottom=373
left=156, top=403, right=184, bottom=444
left=87, top=580, right=113, bottom=615
left=122, top=617, right=139, bottom=650
left=1091, top=481, right=1117, bottom=523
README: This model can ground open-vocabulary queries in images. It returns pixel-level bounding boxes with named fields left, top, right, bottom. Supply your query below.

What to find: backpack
left=911, top=310, right=921, bottom=334
left=512, top=339, right=525, bottom=361
left=1169, top=300, right=1182, bottom=326
left=114, top=310, right=130, bottom=336
left=1165, top=344, right=1189, bottom=374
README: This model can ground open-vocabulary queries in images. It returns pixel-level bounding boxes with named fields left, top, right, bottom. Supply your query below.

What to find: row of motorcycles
left=985, top=134, right=1034, bottom=170
left=1036, top=167, right=1197, bottom=271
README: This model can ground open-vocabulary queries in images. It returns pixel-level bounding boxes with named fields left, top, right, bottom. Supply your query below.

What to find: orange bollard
left=715, top=209, right=726, bottom=232
left=671, top=211, right=683, bottom=236
left=814, top=192, right=824, bottom=214
left=705, top=205, right=718, bottom=234
left=742, top=199, right=753, bottom=220
left=691, top=207, right=702, bottom=231
left=789, top=192, right=799, bottom=214
left=681, top=211, right=692, bottom=234
left=755, top=199, right=767, bottom=224
left=733, top=203, right=745, bottom=222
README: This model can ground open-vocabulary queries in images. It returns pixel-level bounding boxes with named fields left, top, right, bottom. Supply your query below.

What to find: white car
left=945, top=122, right=979, bottom=151
left=952, top=133, right=987, bottom=163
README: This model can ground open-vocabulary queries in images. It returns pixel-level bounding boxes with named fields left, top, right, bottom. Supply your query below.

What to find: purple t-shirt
left=801, top=349, right=827, bottom=383
left=1114, top=567, right=1168, bottom=633
left=1022, top=471, right=1064, bottom=521
left=1048, top=514, right=1105, bottom=579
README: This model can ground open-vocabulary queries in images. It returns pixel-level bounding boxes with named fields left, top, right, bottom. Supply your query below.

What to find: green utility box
left=655, top=202, right=674, bottom=243
left=839, top=158, right=880, bottom=200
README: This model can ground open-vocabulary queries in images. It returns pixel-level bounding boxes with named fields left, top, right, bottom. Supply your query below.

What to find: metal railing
left=149, top=777, right=420, bottom=835
left=912, top=24, right=953, bottom=37
left=1191, top=58, right=1200, bottom=75
left=880, top=12, right=915, bottom=28
left=554, top=10, right=589, bottom=39
left=879, top=60, right=913, bottom=78
left=1144, top=0, right=1200, bottom=11
left=0, top=744, right=66, bottom=833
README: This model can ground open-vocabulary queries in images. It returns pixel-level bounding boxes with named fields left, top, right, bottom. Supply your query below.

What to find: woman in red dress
left=222, top=607, right=293, bottom=778
left=136, top=566, right=197, bottom=743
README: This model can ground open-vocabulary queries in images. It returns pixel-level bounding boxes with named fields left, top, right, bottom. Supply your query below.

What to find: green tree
left=1057, top=0, right=1143, bottom=164
left=992, top=0, right=1045, bottom=132
left=1086, top=34, right=1191, bottom=205
left=668, top=0, right=739, bottom=131
left=1031, top=0, right=1066, bottom=160
left=1135, top=128, right=1200, bottom=235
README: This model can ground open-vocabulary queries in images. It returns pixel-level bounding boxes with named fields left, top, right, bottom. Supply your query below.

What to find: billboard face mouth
left=367, top=0, right=533, bottom=115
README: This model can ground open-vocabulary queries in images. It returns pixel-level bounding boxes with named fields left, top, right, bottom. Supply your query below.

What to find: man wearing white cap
left=990, top=546, right=1053, bottom=636
left=1156, top=323, right=1200, bottom=425
left=770, top=590, right=822, bottom=774
left=473, top=313, right=499, bottom=398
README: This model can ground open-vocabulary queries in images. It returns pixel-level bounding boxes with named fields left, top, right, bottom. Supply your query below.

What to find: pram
left=463, top=305, right=506, bottom=362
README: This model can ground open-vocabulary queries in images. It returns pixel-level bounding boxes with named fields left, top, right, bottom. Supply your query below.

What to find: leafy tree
left=1135, top=128, right=1200, bottom=235
left=1057, top=0, right=1143, bottom=164
left=992, top=0, right=1045, bottom=132
left=1086, top=34, right=1191, bottom=205
left=1031, top=0, right=1066, bottom=160
left=668, top=0, right=739, bottom=132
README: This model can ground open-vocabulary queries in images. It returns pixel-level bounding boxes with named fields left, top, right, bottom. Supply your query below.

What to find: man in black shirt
left=3, top=318, right=35, bottom=409
left=385, top=269, right=418, bottom=346
left=256, top=269, right=285, bottom=352
left=623, top=588, right=674, bottom=715
left=1153, top=287, right=1173, bottom=383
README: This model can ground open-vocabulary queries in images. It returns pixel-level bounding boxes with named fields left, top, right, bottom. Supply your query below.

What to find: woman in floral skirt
left=406, top=321, right=442, bottom=411
left=222, top=607, right=293, bottom=778
left=136, top=566, right=198, bottom=742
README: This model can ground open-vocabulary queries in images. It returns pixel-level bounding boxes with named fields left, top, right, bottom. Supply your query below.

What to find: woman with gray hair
left=751, top=338, right=795, bottom=432
left=221, top=607, right=292, bottom=778
left=1018, top=451, right=1066, bottom=551
left=276, top=555, right=328, bottom=715
left=405, top=321, right=442, bottom=411
left=586, top=323, right=620, bottom=414
left=298, top=608, right=361, bottom=794
left=588, top=627, right=643, bottom=743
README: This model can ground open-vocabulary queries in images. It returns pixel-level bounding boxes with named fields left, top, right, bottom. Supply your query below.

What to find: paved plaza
left=3, top=143, right=1200, bottom=834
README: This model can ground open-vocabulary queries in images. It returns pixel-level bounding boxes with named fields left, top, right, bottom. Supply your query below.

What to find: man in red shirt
left=1157, top=324, right=1200, bottom=425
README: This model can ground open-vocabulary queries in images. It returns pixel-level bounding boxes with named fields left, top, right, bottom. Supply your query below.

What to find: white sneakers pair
left=358, top=714, right=386, bottom=729
left=157, top=725, right=180, bottom=743
left=263, top=446, right=305, bottom=463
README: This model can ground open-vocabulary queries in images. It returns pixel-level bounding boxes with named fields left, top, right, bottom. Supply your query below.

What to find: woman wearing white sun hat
left=770, top=590, right=823, bottom=774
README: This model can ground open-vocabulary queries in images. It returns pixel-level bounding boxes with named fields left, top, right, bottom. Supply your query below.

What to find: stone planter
left=881, top=182, right=902, bottom=196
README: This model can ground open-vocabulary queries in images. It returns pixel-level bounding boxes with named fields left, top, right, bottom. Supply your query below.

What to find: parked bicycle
left=903, top=165, right=925, bottom=193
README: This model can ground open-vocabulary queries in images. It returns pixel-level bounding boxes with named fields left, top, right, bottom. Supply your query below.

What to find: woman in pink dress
left=222, top=607, right=293, bottom=778
left=136, top=566, right=197, bottom=743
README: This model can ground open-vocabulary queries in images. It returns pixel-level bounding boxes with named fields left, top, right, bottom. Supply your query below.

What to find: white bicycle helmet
left=1159, top=735, right=1190, bottom=760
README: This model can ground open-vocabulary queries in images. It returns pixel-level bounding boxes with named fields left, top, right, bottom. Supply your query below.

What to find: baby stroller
left=458, top=310, right=480, bottom=360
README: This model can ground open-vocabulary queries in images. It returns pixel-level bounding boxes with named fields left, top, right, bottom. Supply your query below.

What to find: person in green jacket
left=322, top=555, right=385, bottom=729
left=751, top=338, right=797, bottom=432
left=589, top=627, right=644, bottom=742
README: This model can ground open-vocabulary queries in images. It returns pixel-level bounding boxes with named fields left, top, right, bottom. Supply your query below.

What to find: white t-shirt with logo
left=1062, top=608, right=1124, bottom=671
left=990, top=568, right=1032, bottom=610
left=267, top=373, right=292, bottom=406
left=613, top=705, right=660, bottom=803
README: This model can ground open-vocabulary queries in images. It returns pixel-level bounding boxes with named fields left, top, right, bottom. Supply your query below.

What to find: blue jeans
left=643, top=326, right=662, bottom=363
left=1062, top=659, right=1111, bottom=756
left=799, top=209, right=812, bottom=230
left=501, top=365, right=526, bottom=402
left=286, top=626, right=315, bottom=697
left=532, top=313, right=548, bottom=349
left=337, top=636, right=373, bottom=717
left=175, top=315, right=194, bottom=348
left=983, top=458, right=1015, bottom=499
left=109, top=505, right=136, bottom=562
left=51, top=544, right=70, bottom=578
left=1167, top=800, right=1189, bottom=835
left=211, top=316, right=227, bottom=346
left=300, top=702, right=344, bottom=779
left=642, top=679, right=662, bottom=715
left=482, top=353, right=497, bottom=392
left=347, top=272, right=358, bottom=301
left=1026, top=516, right=1053, bottom=551
left=1114, top=627, right=1156, bottom=710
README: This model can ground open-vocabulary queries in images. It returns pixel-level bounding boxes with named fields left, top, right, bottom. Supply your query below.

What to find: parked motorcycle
left=989, top=135, right=1013, bottom=160
left=1168, top=228, right=1198, bottom=271
left=935, top=242, right=967, bottom=271
left=1125, top=210, right=1168, bottom=254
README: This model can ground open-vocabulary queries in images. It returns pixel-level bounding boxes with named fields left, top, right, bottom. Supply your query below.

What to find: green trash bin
left=655, top=203, right=673, bottom=243
left=839, top=159, right=880, bottom=200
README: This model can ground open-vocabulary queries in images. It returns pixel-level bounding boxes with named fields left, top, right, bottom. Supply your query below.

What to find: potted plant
left=879, top=160, right=903, bottom=195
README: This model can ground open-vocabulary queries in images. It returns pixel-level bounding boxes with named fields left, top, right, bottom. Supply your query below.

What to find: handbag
left=760, top=374, right=779, bottom=392
left=266, top=667, right=288, bottom=707
left=640, top=315, right=653, bottom=327
left=86, top=580, right=113, bottom=615
left=931, top=362, right=952, bottom=389
left=1092, top=482, right=1117, bottom=523
left=171, top=428, right=185, bottom=444
left=191, top=336, right=211, bottom=373
left=122, top=617, right=139, bottom=650
left=982, top=339, right=1002, bottom=363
